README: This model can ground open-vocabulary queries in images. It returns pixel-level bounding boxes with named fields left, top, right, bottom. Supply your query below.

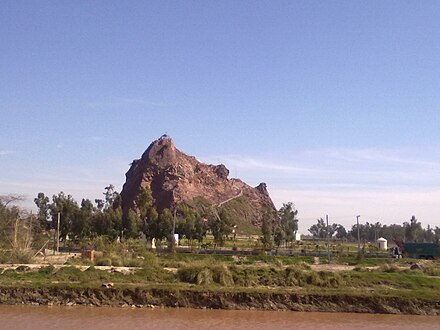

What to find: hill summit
left=120, top=136, right=276, bottom=229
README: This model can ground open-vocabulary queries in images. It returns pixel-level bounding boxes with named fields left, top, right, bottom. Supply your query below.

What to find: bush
left=212, top=264, right=234, bottom=286
left=123, top=258, right=143, bottom=267
left=353, top=266, right=368, bottom=272
left=285, top=266, right=302, bottom=286
left=196, top=268, right=214, bottom=285
left=231, top=267, right=258, bottom=287
left=423, top=266, right=440, bottom=276
left=135, top=267, right=175, bottom=283
left=38, top=265, right=55, bottom=275
left=10, top=251, right=32, bottom=264
left=378, top=263, right=400, bottom=273
left=141, top=252, right=158, bottom=267
left=177, top=260, right=233, bottom=286
left=95, top=257, right=112, bottom=266
left=54, top=267, right=84, bottom=281
left=110, top=256, right=123, bottom=267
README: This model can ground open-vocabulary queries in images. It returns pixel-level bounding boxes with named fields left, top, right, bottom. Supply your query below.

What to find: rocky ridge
left=120, top=136, right=276, bottom=228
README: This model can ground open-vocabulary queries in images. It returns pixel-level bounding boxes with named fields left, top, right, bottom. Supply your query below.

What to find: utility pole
left=356, top=215, right=361, bottom=254
left=326, top=215, right=330, bottom=264
left=28, top=211, right=33, bottom=248
left=56, top=212, right=60, bottom=254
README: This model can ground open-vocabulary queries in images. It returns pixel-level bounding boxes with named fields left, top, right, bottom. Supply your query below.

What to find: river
left=0, top=305, right=438, bottom=329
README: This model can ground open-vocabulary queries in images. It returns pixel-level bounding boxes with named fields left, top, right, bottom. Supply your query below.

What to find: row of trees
left=30, top=185, right=262, bottom=247
left=34, top=185, right=123, bottom=242
left=307, top=216, right=440, bottom=243
left=3, top=183, right=300, bottom=251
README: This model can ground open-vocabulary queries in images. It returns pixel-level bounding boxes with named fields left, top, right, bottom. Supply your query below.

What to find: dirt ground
left=310, top=264, right=356, bottom=272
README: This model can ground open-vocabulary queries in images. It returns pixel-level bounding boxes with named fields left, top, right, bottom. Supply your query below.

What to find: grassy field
left=1, top=252, right=440, bottom=302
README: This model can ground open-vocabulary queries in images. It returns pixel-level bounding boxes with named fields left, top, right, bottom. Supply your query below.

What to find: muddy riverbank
left=0, top=286, right=439, bottom=315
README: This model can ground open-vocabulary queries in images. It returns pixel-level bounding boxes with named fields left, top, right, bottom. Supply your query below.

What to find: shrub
left=212, top=264, right=234, bottom=286
left=196, top=268, right=214, bottom=285
left=423, top=266, right=440, bottom=277
left=38, top=265, right=55, bottom=275
left=177, top=260, right=233, bottom=286
left=110, top=256, right=124, bottom=267
left=353, top=266, right=368, bottom=272
left=135, top=267, right=175, bottom=283
left=231, top=267, right=258, bottom=287
left=54, top=267, right=84, bottom=281
left=123, top=258, right=143, bottom=267
left=285, top=266, right=302, bottom=286
left=95, top=257, right=112, bottom=266
left=378, top=263, right=400, bottom=273
left=10, top=251, right=32, bottom=264
left=141, top=252, right=158, bottom=267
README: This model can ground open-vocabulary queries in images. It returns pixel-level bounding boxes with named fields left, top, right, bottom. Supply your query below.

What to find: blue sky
left=1, top=1, right=440, bottom=231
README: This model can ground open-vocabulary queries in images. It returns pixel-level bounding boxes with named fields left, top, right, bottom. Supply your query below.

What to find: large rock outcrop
left=120, top=136, right=276, bottom=228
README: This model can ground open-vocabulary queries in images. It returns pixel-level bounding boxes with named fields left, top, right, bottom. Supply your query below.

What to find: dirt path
left=310, top=264, right=356, bottom=272
left=218, top=189, right=243, bottom=207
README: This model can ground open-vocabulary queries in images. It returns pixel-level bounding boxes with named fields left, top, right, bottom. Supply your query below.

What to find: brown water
left=0, top=305, right=438, bottom=330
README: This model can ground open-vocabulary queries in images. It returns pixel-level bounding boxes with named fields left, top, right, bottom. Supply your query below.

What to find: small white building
left=295, top=233, right=301, bottom=241
left=377, top=237, right=387, bottom=250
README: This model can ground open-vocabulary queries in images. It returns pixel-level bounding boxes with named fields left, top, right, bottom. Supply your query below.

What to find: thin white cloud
left=270, top=187, right=440, bottom=233
left=203, top=147, right=440, bottom=231
left=203, top=155, right=309, bottom=173
left=311, top=147, right=440, bottom=168
left=0, top=150, right=14, bottom=156
left=204, top=147, right=440, bottom=186
left=86, top=97, right=172, bottom=109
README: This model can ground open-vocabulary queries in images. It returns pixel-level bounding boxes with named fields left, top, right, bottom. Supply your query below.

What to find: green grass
left=1, top=262, right=440, bottom=301
left=2, top=250, right=440, bottom=302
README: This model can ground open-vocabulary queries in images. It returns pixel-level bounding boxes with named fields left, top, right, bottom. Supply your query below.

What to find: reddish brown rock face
left=120, top=136, right=276, bottom=228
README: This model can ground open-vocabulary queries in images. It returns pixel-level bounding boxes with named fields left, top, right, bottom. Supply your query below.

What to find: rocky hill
left=120, top=136, right=276, bottom=229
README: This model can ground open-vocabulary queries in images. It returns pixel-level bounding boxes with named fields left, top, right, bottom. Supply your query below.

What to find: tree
left=423, top=225, right=435, bottom=243
left=273, top=226, right=285, bottom=248
left=0, top=196, right=21, bottom=248
left=335, top=224, right=347, bottom=240
left=124, top=209, right=139, bottom=239
left=158, top=208, right=174, bottom=242
left=142, top=207, right=174, bottom=242
left=176, top=204, right=206, bottom=244
left=50, top=192, right=80, bottom=241
left=135, top=186, right=153, bottom=220
left=70, top=199, right=94, bottom=242
left=308, top=218, right=327, bottom=239
left=34, top=192, right=50, bottom=230
left=434, top=227, right=440, bottom=243
left=0, top=194, right=24, bottom=206
left=103, top=184, right=119, bottom=209
left=278, top=202, right=298, bottom=245
left=94, top=184, right=120, bottom=212
left=208, top=208, right=233, bottom=246
left=91, top=206, right=122, bottom=239
left=404, top=216, right=422, bottom=242
left=379, top=224, right=405, bottom=241
left=261, top=211, right=273, bottom=249
left=143, top=206, right=159, bottom=240
left=373, top=222, right=382, bottom=241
